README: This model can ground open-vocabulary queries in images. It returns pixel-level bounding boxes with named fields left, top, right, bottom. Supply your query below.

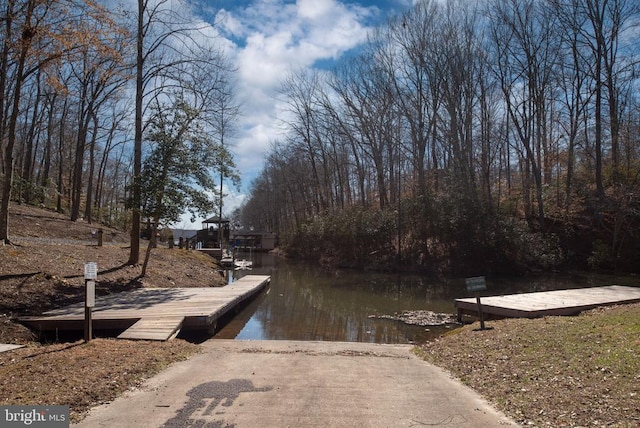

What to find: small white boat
left=234, top=259, right=253, bottom=270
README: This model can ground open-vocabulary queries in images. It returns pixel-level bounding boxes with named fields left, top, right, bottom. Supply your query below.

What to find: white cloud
left=213, top=0, right=379, bottom=196
left=173, top=183, right=247, bottom=230
left=216, top=9, right=245, bottom=39
left=239, top=31, right=297, bottom=85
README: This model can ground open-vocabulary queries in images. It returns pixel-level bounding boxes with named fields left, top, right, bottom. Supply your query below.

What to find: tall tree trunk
left=21, top=74, right=42, bottom=204
left=0, top=0, right=14, bottom=178
left=40, top=94, right=57, bottom=188
left=128, top=0, right=145, bottom=265
left=56, top=100, right=68, bottom=214
left=594, top=69, right=604, bottom=204
left=84, top=113, right=98, bottom=223
left=607, top=73, right=620, bottom=183
left=70, top=108, right=88, bottom=221
left=1, top=0, right=34, bottom=244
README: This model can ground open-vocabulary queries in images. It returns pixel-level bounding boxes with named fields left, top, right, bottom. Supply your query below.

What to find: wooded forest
left=240, top=0, right=640, bottom=274
left=0, top=0, right=238, bottom=265
left=2, top=0, right=639, bottom=274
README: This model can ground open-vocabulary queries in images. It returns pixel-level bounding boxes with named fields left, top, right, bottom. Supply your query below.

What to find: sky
left=169, top=0, right=415, bottom=228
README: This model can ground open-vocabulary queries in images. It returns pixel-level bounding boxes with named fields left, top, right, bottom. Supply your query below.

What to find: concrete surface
left=0, top=344, right=24, bottom=353
left=74, top=340, right=518, bottom=427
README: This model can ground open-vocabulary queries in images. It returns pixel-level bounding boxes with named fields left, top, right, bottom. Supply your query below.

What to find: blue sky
left=177, top=0, right=415, bottom=227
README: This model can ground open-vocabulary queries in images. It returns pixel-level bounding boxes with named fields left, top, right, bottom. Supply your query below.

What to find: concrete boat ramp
left=73, top=340, right=519, bottom=428
left=455, top=285, right=640, bottom=320
left=18, top=275, right=270, bottom=341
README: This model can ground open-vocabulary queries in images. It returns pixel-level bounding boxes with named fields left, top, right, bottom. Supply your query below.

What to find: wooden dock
left=18, top=275, right=270, bottom=341
left=455, top=285, right=640, bottom=320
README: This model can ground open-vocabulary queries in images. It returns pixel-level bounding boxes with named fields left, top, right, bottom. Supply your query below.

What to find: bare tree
left=488, top=0, right=561, bottom=230
left=240, top=0, right=640, bottom=271
left=127, top=0, right=228, bottom=264
left=551, top=0, right=592, bottom=212
left=67, top=26, right=130, bottom=222
left=581, top=0, right=637, bottom=194
left=434, top=1, right=483, bottom=199
left=385, top=0, right=441, bottom=198
left=330, top=48, right=397, bottom=210
left=0, top=0, right=121, bottom=243
left=280, top=68, right=332, bottom=213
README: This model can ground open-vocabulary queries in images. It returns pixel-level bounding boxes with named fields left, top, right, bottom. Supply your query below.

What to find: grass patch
left=0, top=338, right=200, bottom=422
left=417, top=303, right=640, bottom=427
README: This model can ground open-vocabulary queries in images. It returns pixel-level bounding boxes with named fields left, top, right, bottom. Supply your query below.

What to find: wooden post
left=475, top=292, right=485, bottom=330
left=97, top=228, right=103, bottom=247
left=465, top=276, right=488, bottom=330
left=84, top=302, right=93, bottom=342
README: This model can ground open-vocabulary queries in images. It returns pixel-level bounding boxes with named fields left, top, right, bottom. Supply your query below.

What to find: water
left=215, top=252, right=640, bottom=344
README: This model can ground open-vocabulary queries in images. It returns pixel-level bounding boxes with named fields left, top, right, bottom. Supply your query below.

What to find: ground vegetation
left=0, top=204, right=222, bottom=421
left=419, top=303, right=640, bottom=427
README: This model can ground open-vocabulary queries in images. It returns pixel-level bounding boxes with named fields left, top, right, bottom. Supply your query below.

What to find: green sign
left=465, top=276, right=486, bottom=292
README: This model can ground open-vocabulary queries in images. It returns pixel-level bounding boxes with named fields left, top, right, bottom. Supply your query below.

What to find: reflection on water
left=215, top=252, right=640, bottom=344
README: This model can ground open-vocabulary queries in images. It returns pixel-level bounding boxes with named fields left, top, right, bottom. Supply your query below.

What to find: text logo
left=1, top=406, right=69, bottom=427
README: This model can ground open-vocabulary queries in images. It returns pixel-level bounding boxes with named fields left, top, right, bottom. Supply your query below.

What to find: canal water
left=214, top=252, right=640, bottom=344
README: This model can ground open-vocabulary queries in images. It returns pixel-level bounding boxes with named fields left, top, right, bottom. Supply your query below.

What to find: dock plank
left=0, top=344, right=25, bottom=353
left=118, top=316, right=185, bottom=341
left=18, top=275, right=270, bottom=341
left=455, top=285, right=640, bottom=319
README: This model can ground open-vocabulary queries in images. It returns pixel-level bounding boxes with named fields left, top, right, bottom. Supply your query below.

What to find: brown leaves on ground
left=1, top=205, right=225, bottom=324
left=6, top=204, right=131, bottom=242
left=417, top=303, right=640, bottom=427
left=0, top=204, right=220, bottom=423
left=0, top=338, right=200, bottom=422
left=1, top=240, right=225, bottom=344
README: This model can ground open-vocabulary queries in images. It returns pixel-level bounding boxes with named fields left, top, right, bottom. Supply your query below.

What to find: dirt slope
left=1, top=204, right=225, bottom=340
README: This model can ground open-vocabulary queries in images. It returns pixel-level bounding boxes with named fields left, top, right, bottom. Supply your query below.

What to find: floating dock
left=18, top=275, right=270, bottom=341
left=455, top=285, right=640, bottom=321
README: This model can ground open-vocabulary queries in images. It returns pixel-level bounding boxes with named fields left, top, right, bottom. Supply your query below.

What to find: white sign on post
left=84, top=262, right=98, bottom=280
left=83, top=262, right=97, bottom=342
left=465, top=276, right=488, bottom=330
left=86, top=280, right=95, bottom=308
